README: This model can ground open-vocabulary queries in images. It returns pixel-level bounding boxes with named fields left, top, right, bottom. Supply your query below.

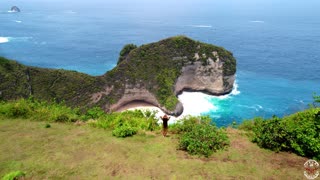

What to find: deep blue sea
left=1, top=0, right=320, bottom=126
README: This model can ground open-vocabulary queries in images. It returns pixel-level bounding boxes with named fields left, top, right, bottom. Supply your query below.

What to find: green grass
left=0, top=119, right=307, bottom=179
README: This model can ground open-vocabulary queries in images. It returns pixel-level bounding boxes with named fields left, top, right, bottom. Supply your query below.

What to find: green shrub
left=112, top=125, right=138, bottom=138
left=252, top=116, right=291, bottom=152
left=172, top=116, right=229, bottom=157
left=45, top=123, right=51, bottom=128
left=170, top=115, right=211, bottom=134
left=1, top=171, right=25, bottom=180
left=144, top=110, right=160, bottom=131
left=54, top=114, right=69, bottom=122
left=242, top=108, right=320, bottom=160
left=83, top=107, right=105, bottom=120
left=118, top=44, right=137, bottom=64
left=313, top=92, right=320, bottom=107
left=179, top=123, right=229, bottom=157
left=0, top=99, right=31, bottom=118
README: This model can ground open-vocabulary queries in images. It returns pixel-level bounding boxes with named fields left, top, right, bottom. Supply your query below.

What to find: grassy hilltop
left=0, top=98, right=319, bottom=179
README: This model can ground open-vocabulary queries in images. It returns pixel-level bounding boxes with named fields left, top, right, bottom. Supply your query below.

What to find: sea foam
left=214, top=81, right=240, bottom=100
left=250, top=20, right=265, bottom=23
left=125, top=81, right=240, bottom=123
left=191, top=25, right=212, bottom=28
left=0, top=37, right=9, bottom=43
left=178, top=91, right=218, bottom=116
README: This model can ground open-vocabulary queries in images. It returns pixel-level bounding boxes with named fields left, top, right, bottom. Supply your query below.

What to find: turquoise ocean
left=1, top=0, right=320, bottom=126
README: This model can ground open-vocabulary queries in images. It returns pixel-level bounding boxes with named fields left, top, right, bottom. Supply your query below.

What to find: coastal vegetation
left=0, top=116, right=306, bottom=179
left=0, top=57, right=102, bottom=108
left=0, top=98, right=228, bottom=155
left=1, top=97, right=319, bottom=160
left=0, top=36, right=236, bottom=113
left=171, top=116, right=230, bottom=157
left=239, top=108, right=320, bottom=160
left=0, top=97, right=316, bottom=178
left=239, top=96, right=320, bottom=160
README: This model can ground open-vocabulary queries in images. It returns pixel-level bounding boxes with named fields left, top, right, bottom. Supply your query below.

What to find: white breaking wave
left=231, top=81, right=240, bottom=96
left=124, top=81, right=240, bottom=123
left=14, top=20, right=22, bottom=23
left=0, top=37, right=32, bottom=44
left=250, top=20, right=265, bottom=23
left=124, top=92, right=218, bottom=124
left=0, top=37, right=9, bottom=43
left=191, top=25, right=212, bottom=28
left=178, top=92, right=218, bottom=116
left=215, top=81, right=241, bottom=100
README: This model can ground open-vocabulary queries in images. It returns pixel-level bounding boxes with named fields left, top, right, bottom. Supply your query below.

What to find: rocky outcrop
left=11, top=6, right=20, bottom=12
left=110, top=85, right=184, bottom=116
left=100, top=37, right=237, bottom=116
left=175, top=52, right=235, bottom=96
left=109, top=50, right=235, bottom=116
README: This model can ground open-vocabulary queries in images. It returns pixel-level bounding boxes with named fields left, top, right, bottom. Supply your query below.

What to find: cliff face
left=175, top=52, right=235, bottom=96
left=94, top=36, right=236, bottom=116
left=0, top=36, right=236, bottom=116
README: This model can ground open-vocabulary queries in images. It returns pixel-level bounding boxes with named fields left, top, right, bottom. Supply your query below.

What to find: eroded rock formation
left=11, top=6, right=21, bottom=12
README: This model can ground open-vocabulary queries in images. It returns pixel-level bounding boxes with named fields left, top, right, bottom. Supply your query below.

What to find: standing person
left=160, top=114, right=170, bottom=137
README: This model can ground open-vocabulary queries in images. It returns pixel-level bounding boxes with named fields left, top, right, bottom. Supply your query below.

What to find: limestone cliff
left=175, top=52, right=235, bottom=95
left=0, top=36, right=236, bottom=116
left=93, top=36, right=236, bottom=116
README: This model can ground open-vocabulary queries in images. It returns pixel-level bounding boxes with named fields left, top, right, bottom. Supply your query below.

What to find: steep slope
left=0, top=57, right=103, bottom=108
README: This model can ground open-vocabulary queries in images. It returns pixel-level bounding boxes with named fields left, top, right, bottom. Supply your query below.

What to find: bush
left=83, top=107, right=105, bottom=120
left=251, top=116, right=291, bottom=152
left=45, top=123, right=51, bottom=128
left=173, top=116, right=229, bottom=157
left=90, top=110, right=159, bottom=132
left=170, top=115, right=211, bottom=134
left=0, top=99, right=31, bottom=118
left=0, top=99, right=80, bottom=122
left=1, top=171, right=25, bottom=180
left=118, top=44, right=137, bottom=64
left=54, top=114, right=70, bottom=122
left=242, top=108, right=320, bottom=160
left=179, top=123, right=229, bottom=157
left=143, top=110, right=160, bottom=131
left=112, top=125, right=138, bottom=138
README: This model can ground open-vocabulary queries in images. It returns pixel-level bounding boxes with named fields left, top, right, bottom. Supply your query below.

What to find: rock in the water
left=11, top=6, right=21, bottom=12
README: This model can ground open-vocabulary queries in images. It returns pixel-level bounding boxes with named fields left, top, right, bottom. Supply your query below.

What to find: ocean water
left=1, top=0, right=320, bottom=126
